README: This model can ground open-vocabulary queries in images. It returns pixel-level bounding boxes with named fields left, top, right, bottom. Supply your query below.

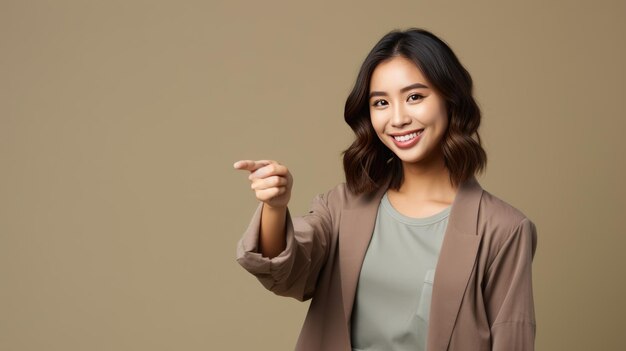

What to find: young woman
left=233, top=27, right=538, bottom=351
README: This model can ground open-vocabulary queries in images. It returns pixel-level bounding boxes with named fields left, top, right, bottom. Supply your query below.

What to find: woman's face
left=369, top=55, right=448, bottom=166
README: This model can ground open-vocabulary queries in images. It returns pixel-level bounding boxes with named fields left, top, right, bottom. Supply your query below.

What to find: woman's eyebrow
left=369, top=82, right=429, bottom=99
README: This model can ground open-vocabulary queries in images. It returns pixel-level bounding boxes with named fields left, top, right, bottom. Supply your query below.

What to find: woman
left=233, top=27, right=538, bottom=351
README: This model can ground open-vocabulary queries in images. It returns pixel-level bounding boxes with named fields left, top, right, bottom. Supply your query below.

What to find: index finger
left=233, top=159, right=273, bottom=172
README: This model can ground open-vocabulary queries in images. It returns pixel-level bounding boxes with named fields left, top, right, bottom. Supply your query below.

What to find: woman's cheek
left=369, top=111, right=384, bottom=130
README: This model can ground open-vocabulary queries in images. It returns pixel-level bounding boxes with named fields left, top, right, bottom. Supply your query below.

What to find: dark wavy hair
left=341, top=27, right=487, bottom=196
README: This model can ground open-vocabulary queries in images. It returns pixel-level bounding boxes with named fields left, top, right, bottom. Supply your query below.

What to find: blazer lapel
left=338, top=175, right=484, bottom=351
left=338, top=179, right=389, bottom=324
left=427, top=175, right=484, bottom=351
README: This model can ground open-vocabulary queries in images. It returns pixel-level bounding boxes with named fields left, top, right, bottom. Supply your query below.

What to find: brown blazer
left=236, top=175, right=538, bottom=351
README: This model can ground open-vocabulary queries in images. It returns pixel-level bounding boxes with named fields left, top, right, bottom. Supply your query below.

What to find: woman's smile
left=390, top=129, right=424, bottom=148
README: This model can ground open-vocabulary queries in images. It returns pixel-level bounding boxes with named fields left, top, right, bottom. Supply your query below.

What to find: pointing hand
left=233, top=159, right=293, bottom=209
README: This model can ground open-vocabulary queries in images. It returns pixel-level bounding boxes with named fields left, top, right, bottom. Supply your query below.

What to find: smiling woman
left=234, top=27, right=537, bottom=351
left=369, top=56, right=449, bottom=165
left=342, top=29, right=486, bottom=196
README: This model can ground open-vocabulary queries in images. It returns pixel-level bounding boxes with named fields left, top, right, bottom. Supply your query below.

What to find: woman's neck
left=395, top=154, right=457, bottom=204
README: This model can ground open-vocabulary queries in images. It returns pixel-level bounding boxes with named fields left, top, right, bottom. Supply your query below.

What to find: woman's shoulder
left=478, top=188, right=536, bottom=236
left=315, top=181, right=350, bottom=208
left=477, top=188, right=539, bottom=265
left=320, top=181, right=385, bottom=208
left=314, top=181, right=371, bottom=211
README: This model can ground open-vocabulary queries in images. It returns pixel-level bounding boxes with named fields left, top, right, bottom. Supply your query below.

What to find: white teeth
left=393, top=130, right=423, bottom=142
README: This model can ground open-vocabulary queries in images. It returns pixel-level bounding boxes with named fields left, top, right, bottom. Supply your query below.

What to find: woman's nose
left=391, top=104, right=412, bottom=127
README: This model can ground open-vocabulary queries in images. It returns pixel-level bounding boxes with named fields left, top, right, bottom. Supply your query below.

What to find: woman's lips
left=390, top=130, right=423, bottom=149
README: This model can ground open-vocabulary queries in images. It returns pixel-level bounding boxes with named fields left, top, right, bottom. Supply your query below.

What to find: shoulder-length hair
left=341, top=27, right=487, bottom=196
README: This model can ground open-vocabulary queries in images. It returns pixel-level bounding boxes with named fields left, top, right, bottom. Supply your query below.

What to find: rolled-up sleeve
left=484, top=217, right=538, bottom=351
left=235, top=190, right=333, bottom=301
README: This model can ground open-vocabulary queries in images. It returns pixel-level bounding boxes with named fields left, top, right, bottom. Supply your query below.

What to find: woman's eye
left=372, top=95, right=423, bottom=107
left=409, top=94, right=424, bottom=101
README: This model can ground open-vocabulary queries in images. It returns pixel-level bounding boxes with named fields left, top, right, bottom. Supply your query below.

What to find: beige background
left=1, top=0, right=624, bottom=350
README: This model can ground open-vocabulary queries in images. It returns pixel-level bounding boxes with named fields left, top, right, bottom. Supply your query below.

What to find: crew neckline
left=381, top=191, right=451, bottom=226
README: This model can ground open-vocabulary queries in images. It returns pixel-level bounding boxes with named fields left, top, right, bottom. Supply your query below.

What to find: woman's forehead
left=370, top=58, right=429, bottom=93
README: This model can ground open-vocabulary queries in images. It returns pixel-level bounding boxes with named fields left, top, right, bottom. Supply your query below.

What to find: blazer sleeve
left=235, top=189, right=333, bottom=302
left=483, top=217, right=539, bottom=351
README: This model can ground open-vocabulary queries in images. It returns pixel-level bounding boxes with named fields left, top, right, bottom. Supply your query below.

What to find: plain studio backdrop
left=1, top=0, right=624, bottom=350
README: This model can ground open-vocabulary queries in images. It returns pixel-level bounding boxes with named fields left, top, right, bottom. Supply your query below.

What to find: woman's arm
left=236, top=189, right=334, bottom=302
left=483, top=217, right=539, bottom=351
left=258, top=203, right=287, bottom=259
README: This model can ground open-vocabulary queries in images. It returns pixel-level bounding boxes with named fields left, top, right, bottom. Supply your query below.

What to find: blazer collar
left=339, top=175, right=484, bottom=351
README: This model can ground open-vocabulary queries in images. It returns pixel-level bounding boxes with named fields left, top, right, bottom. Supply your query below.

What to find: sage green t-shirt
left=350, top=191, right=451, bottom=351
